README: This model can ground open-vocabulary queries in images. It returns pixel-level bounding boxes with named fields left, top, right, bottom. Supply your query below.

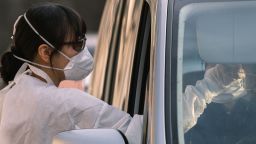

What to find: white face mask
left=13, top=46, right=94, bottom=80
left=63, top=47, right=94, bottom=80
left=12, top=13, right=94, bottom=80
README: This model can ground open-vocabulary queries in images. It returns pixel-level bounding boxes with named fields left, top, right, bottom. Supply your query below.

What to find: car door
left=89, top=0, right=153, bottom=143
left=89, top=0, right=150, bottom=115
left=166, top=0, right=256, bottom=144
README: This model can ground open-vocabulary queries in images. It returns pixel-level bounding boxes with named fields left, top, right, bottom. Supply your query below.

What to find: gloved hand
left=205, top=64, right=246, bottom=101
left=183, top=64, right=246, bottom=132
left=207, top=64, right=244, bottom=86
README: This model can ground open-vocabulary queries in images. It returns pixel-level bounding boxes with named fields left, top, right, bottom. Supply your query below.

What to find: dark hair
left=0, top=3, right=87, bottom=84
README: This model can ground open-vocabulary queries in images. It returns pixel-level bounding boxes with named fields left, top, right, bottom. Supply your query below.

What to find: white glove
left=183, top=64, right=246, bottom=132
left=207, top=64, right=246, bottom=101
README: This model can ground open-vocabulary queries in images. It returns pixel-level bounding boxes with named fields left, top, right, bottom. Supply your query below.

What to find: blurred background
left=0, top=0, right=106, bottom=55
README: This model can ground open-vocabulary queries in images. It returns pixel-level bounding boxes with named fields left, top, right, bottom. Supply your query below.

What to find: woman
left=0, top=3, right=141, bottom=144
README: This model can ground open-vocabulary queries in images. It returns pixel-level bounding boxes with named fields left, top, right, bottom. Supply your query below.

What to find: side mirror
left=52, top=129, right=128, bottom=144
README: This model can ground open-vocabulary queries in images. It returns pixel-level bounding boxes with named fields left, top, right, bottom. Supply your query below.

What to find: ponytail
left=0, top=46, right=23, bottom=84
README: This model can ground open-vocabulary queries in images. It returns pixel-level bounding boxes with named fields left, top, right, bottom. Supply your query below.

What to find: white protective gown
left=0, top=63, right=142, bottom=144
left=183, top=64, right=247, bottom=132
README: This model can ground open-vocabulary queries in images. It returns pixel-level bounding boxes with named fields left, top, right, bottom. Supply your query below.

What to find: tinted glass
left=176, top=1, right=256, bottom=144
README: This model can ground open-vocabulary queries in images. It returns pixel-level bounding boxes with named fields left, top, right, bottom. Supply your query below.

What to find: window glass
left=89, top=0, right=122, bottom=99
left=177, top=1, right=256, bottom=144
left=128, top=2, right=151, bottom=115
left=111, top=0, right=144, bottom=110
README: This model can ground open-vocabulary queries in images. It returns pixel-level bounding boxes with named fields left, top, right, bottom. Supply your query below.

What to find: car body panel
left=148, top=0, right=169, bottom=143
left=52, top=129, right=127, bottom=144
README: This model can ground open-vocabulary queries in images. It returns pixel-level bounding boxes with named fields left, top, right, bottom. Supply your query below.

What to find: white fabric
left=183, top=64, right=247, bottom=132
left=125, top=115, right=143, bottom=144
left=63, top=47, right=94, bottom=80
left=0, top=63, right=138, bottom=144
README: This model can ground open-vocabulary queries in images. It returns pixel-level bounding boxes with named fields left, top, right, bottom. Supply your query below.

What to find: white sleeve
left=92, top=103, right=132, bottom=133
left=125, top=114, right=143, bottom=144
left=183, top=64, right=246, bottom=132
left=48, top=87, right=147, bottom=144
left=55, top=88, right=144, bottom=143
left=93, top=106, right=144, bottom=144
left=60, top=90, right=132, bottom=133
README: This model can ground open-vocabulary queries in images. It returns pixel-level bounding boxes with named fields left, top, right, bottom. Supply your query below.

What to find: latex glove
left=209, top=64, right=245, bottom=86
left=207, top=64, right=246, bottom=102
left=183, top=64, right=246, bottom=132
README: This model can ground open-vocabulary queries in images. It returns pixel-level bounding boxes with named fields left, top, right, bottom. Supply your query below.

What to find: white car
left=53, top=0, right=256, bottom=144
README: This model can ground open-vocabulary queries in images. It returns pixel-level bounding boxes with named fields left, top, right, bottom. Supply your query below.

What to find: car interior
left=178, top=2, right=256, bottom=144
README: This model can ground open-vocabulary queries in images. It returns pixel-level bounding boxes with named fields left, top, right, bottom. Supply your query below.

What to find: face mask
left=13, top=47, right=93, bottom=80
left=63, top=47, right=94, bottom=80
left=12, top=13, right=94, bottom=80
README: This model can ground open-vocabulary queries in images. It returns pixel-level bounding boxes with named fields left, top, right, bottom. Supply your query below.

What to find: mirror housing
left=52, top=129, right=128, bottom=144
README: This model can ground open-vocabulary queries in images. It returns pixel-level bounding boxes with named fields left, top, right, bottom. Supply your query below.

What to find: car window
left=176, top=1, right=256, bottom=144
left=89, top=0, right=124, bottom=101
left=92, top=1, right=152, bottom=143
left=127, top=1, right=151, bottom=116
left=111, top=0, right=144, bottom=110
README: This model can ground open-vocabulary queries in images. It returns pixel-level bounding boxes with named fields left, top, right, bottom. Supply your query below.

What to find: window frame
left=110, top=0, right=145, bottom=110
left=127, top=2, right=151, bottom=116
left=89, top=0, right=125, bottom=102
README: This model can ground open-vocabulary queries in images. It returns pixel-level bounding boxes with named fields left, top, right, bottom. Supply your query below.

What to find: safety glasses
left=62, top=37, right=87, bottom=52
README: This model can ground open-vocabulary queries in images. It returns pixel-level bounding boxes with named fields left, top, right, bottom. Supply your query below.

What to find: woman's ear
left=37, top=44, right=52, bottom=63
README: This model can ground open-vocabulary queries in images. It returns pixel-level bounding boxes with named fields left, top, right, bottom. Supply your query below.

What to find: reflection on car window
left=177, top=1, right=256, bottom=144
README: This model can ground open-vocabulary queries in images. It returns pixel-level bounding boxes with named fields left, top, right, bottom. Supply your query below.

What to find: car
left=53, top=0, right=256, bottom=144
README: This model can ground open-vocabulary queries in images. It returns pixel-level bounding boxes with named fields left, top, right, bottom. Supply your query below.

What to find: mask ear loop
left=11, top=15, right=23, bottom=40
left=23, top=13, right=71, bottom=61
left=23, top=13, right=55, bottom=48
left=12, top=13, right=76, bottom=69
